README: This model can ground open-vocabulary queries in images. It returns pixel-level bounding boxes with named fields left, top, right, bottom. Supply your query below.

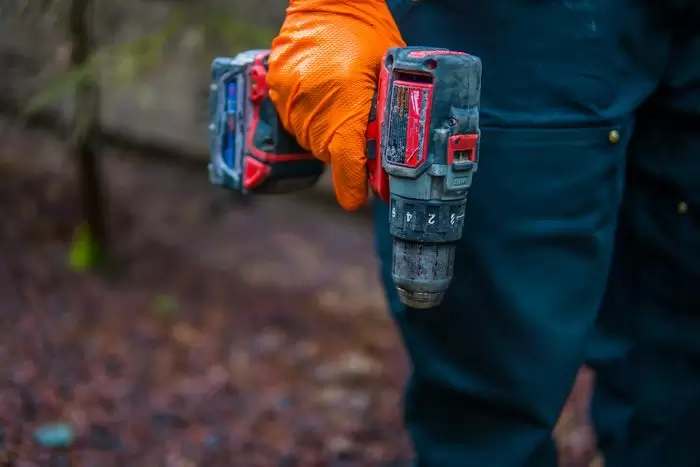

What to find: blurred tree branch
left=67, top=0, right=108, bottom=272
left=23, top=4, right=275, bottom=115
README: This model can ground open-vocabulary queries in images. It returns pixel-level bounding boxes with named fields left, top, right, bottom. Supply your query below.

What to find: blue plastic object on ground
left=34, top=423, right=75, bottom=448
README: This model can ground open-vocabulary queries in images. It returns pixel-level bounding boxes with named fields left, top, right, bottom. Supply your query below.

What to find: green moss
left=67, top=222, right=106, bottom=272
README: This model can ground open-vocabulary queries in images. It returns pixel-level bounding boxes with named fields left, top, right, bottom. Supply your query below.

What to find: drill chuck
left=393, top=241, right=455, bottom=309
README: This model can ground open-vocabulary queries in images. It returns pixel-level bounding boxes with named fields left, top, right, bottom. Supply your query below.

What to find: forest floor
left=0, top=119, right=598, bottom=466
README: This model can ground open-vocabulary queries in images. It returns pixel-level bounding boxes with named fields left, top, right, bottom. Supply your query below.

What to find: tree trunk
left=69, top=0, right=108, bottom=268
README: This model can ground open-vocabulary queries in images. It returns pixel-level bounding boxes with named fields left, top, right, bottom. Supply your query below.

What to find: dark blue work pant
left=375, top=1, right=700, bottom=465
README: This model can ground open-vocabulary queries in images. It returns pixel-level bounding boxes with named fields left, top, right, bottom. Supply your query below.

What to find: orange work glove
left=267, top=0, right=405, bottom=211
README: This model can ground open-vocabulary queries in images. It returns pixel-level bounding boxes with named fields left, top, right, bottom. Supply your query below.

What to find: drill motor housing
left=208, top=47, right=482, bottom=309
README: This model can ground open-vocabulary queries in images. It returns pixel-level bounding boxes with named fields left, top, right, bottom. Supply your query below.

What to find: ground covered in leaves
left=0, top=121, right=597, bottom=466
left=0, top=121, right=410, bottom=466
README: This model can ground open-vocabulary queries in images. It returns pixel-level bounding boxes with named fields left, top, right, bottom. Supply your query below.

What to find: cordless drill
left=208, top=47, right=482, bottom=309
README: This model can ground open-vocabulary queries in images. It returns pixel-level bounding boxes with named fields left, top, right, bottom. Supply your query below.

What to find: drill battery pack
left=208, top=50, right=325, bottom=194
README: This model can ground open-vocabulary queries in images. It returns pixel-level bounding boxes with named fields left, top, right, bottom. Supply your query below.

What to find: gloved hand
left=266, top=0, right=405, bottom=210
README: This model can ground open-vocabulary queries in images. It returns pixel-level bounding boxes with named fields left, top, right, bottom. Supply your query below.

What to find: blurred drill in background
left=212, top=0, right=700, bottom=466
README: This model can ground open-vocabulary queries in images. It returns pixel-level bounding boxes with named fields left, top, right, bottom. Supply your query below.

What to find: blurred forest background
left=2, top=0, right=288, bottom=161
left=0, top=1, right=594, bottom=465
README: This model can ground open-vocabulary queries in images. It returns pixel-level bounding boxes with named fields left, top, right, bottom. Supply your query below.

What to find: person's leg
left=374, top=1, right=669, bottom=465
left=590, top=24, right=700, bottom=467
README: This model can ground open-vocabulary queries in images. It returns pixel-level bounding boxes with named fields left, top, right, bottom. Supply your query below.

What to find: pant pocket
left=465, top=122, right=631, bottom=238
left=419, top=121, right=635, bottom=407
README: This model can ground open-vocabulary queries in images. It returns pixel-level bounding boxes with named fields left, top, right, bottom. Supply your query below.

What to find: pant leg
left=590, top=25, right=700, bottom=467
left=375, top=1, right=669, bottom=465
